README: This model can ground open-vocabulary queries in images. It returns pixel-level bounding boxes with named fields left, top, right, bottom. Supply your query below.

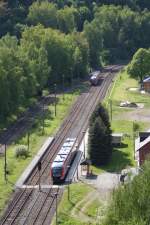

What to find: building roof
left=143, top=77, right=150, bottom=83
left=135, top=135, right=150, bottom=152
left=80, top=158, right=91, bottom=165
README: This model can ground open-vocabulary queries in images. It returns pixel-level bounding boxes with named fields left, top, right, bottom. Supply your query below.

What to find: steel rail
left=0, top=65, right=121, bottom=225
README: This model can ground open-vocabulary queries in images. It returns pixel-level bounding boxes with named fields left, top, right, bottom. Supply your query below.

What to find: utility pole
left=109, top=99, right=112, bottom=121
left=4, top=144, right=7, bottom=183
left=54, top=193, right=58, bottom=225
left=54, top=83, right=57, bottom=116
left=70, top=69, right=73, bottom=88
left=68, top=180, right=70, bottom=201
left=42, top=100, right=45, bottom=134
left=82, top=131, right=86, bottom=159
left=133, top=122, right=135, bottom=160
left=62, top=74, right=65, bottom=100
left=27, top=131, right=30, bottom=151
left=38, top=161, right=42, bottom=191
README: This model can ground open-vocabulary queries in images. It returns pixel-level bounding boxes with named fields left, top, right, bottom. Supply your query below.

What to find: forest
left=0, top=0, right=150, bottom=122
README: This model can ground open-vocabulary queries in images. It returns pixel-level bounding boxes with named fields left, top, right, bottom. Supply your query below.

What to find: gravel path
left=114, top=108, right=150, bottom=123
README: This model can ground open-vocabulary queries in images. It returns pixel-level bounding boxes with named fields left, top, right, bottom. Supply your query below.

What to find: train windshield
left=52, top=167, right=62, bottom=177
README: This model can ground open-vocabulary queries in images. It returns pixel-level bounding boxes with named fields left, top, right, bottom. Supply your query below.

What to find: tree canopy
left=84, top=5, right=150, bottom=66
left=127, top=48, right=150, bottom=81
left=0, top=0, right=150, bottom=123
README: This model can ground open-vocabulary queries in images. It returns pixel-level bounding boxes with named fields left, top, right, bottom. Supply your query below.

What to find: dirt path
left=71, top=191, right=97, bottom=223
left=71, top=172, right=120, bottom=224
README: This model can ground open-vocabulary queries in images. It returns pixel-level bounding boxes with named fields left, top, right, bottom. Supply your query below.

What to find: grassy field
left=0, top=89, right=82, bottom=216
left=104, top=70, right=150, bottom=172
left=52, top=182, right=98, bottom=225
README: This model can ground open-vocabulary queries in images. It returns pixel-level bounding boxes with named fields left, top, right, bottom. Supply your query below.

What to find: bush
left=15, top=145, right=29, bottom=158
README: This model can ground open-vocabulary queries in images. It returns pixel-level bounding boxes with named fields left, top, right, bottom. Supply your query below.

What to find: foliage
left=90, top=103, right=111, bottom=129
left=0, top=24, right=89, bottom=122
left=133, top=122, right=140, bottom=133
left=127, top=48, right=150, bottom=82
left=84, top=19, right=102, bottom=68
left=103, top=160, right=150, bottom=225
left=0, top=35, right=23, bottom=120
left=15, top=145, right=29, bottom=158
left=0, top=0, right=150, bottom=37
left=88, top=104, right=112, bottom=166
left=0, top=1, right=150, bottom=125
left=21, top=25, right=89, bottom=83
left=84, top=5, right=150, bottom=66
left=27, top=1, right=58, bottom=28
left=57, top=6, right=78, bottom=33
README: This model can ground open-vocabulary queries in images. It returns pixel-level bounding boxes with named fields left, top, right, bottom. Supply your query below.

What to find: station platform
left=15, top=137, right=54, bottom=188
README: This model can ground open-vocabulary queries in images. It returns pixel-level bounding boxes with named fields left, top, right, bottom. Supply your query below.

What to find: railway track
left=0, top=65, right=123, bottom=225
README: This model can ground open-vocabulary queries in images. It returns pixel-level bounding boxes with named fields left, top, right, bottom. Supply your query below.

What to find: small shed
left=143, top=77, right=150, bottom=92
left=80, top=158, right=91, bottom=176
left=111, top=133, right=123, bottom=145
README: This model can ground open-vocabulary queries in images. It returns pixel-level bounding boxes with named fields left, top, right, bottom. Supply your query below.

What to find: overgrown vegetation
left=15, top=145, right=29, bottom=158
left=103, top=160, right=150, bottom=225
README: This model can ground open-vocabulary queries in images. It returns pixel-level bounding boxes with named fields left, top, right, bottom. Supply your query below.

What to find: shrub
left=15, top=145, right=29, bottom=158
left=103, top=160, right=150, bottom=225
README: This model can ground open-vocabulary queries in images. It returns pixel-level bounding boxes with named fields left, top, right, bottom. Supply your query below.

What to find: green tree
left=57, top=6, right=77, bottom=33
left=127, top=48, right=150, bottom=82
left=90, top=103, right=111, bottom=129
left=20, top=26, right=51, bottom=96
left=21, top=25, right=74, bottom=84
left=27, top=1, right=57, bottom=28
left=0, top=35, right=24, bottom=120
left=77, top=6, right=91, bottom=31
left=69, top=32, right=89, bottom=78
left=84, top=21, right=102, bottom=68
left=88, top=104, right=112, bottom=166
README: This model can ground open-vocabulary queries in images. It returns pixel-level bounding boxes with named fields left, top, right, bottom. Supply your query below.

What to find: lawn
left=104, top=70, right=150, bottom=172
left=0, top=89, right=82, bottom=216
left=52, top=182, right=100, bottom=225
left=93, top=70, right=150, bottom=174
left=111, top=71, right=150, bottom=114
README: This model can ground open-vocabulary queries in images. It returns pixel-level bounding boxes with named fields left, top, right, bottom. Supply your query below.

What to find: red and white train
left=51, top=138, right=77, bottom=182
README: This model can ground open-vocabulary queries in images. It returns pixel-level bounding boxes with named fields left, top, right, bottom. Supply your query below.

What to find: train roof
left=90, top=71, right=100, bottom=77
left=52, top=138, right=76, bottom=168
left=58, top=146, right=70, bottom=155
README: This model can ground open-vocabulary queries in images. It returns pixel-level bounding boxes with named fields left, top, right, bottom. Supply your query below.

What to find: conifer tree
left=88, top=104, right=112, bottom=166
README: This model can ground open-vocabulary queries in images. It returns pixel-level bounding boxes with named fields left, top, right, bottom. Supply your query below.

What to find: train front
left=51, top=156, right=64, bottom=183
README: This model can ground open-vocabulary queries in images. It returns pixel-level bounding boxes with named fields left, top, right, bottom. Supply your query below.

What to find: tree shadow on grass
left=102, top=148, right=133, bottom=173
left=118, top=143, right=128, bottom=148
